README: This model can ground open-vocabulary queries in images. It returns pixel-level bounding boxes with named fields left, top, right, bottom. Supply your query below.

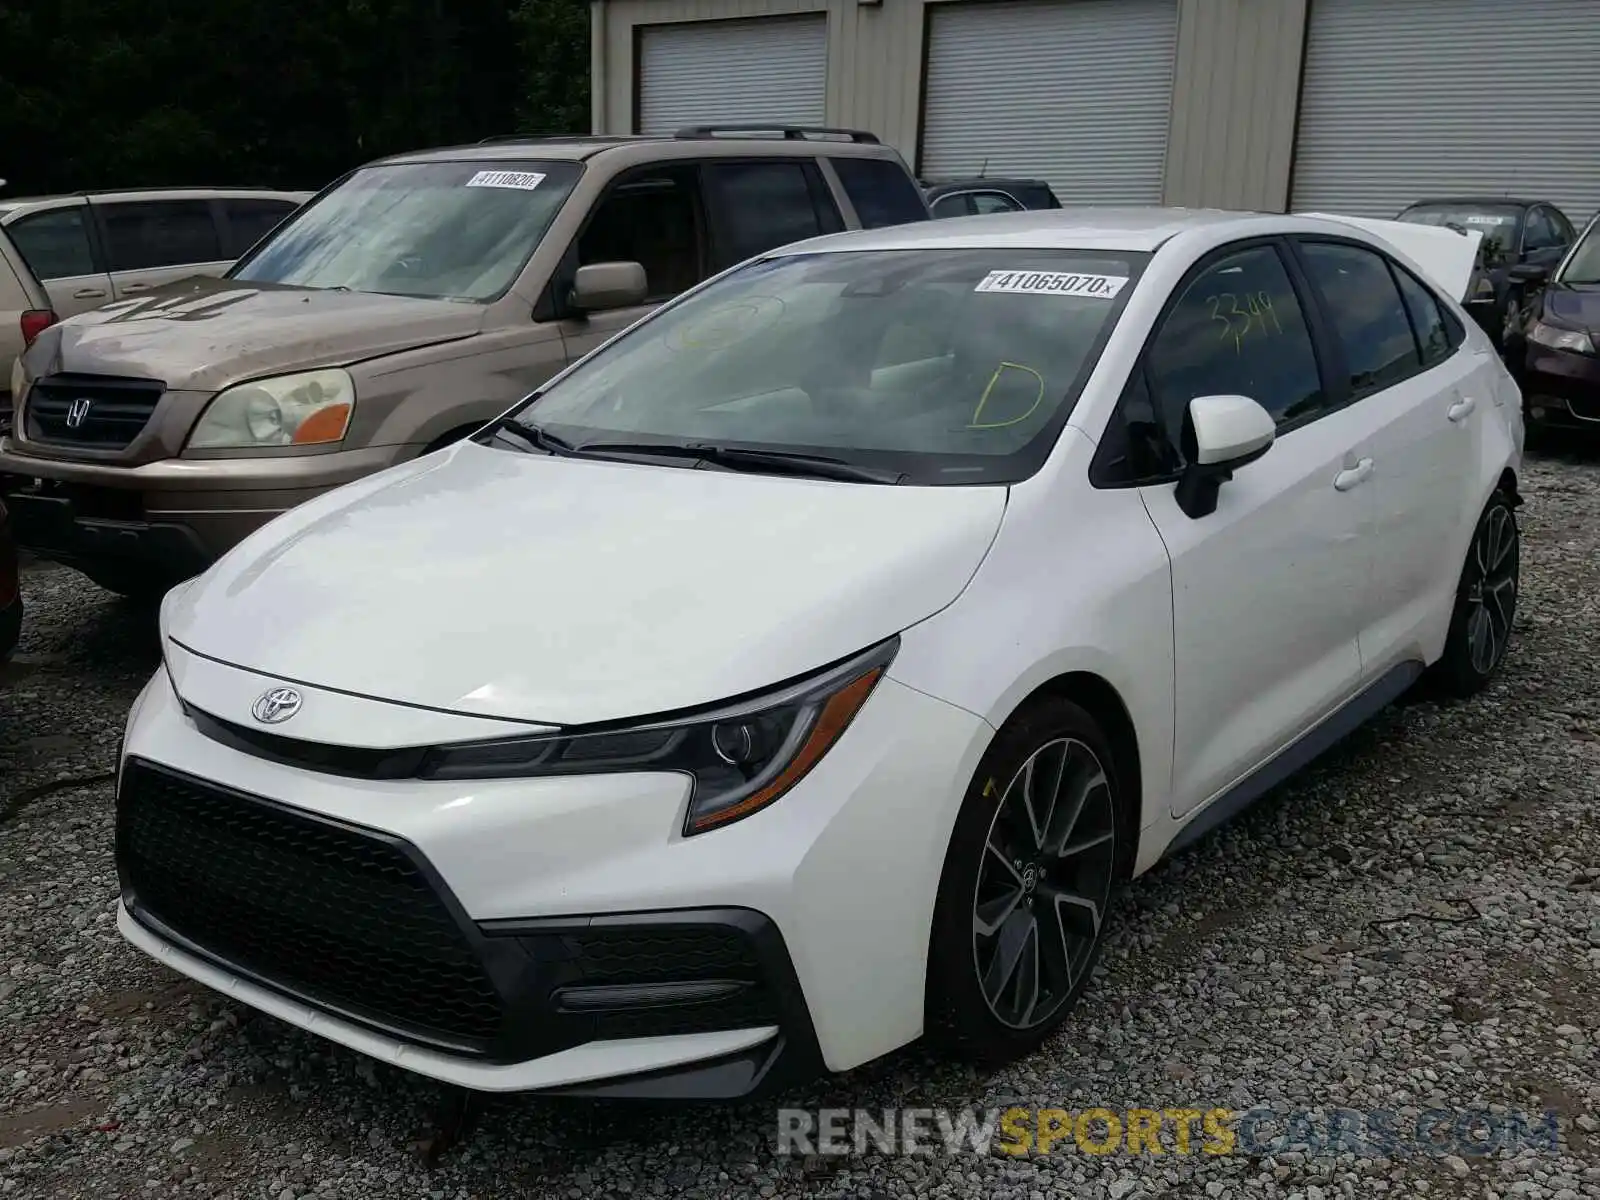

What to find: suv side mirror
left=1174, top=394, right=1275, bottom=520
left=568, top=262, right=648, bottom=314
left=1509, top=261, right=1551, bottom=286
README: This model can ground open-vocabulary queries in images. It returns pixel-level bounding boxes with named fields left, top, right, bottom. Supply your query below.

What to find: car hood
left=1542, top=283, right=1600, bottom=335
left=164, top=442, right=1008, bottom=726
left=24, top=276, right=484, bottom=391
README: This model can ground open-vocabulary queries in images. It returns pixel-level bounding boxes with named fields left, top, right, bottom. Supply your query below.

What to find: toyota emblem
left=251, top=687, right=303, bottom=725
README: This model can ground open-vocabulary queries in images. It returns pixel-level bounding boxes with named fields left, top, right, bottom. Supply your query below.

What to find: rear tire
left=79, top=563, right=171, bottom=606
left=1428, top=491, right=1519, bottom=697
left=925, top=696, right=1124, bottom=1064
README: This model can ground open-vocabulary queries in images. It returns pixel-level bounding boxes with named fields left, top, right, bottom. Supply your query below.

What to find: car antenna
left=978, top=158, right=988, bottom=179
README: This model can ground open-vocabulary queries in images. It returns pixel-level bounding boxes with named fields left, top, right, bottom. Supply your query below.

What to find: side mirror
left=1174, top=394, right=1275, bottom=520
left=1508, top=261, right=1551, bottom=286
left=568, top=261, right=648, bottom=315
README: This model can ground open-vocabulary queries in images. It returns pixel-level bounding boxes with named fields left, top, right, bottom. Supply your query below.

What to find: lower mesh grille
left=115, top=759, right=504, bottom=1050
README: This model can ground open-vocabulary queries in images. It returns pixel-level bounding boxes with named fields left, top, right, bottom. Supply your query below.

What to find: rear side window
left=703, top=161, right=839, bottom=269
left=99, top=201, right=223, bottom=272
left=829, top=157, right=930, bottom=229
left=1392, top=266, right=1454, bottom=366
left=1298, top=241, right=1418, bottom=397
left=222, top=199, right=300, bottom=258
left=971, top=191, right=1023, bottom=215
left=7, top=208, right=97, bottom=279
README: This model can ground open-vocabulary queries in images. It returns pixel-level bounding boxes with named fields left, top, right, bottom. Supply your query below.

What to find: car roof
left=923, top=177, right=1052, bottom=192
left=373, top=128, right=902, bottom=168
left=0, top=187, right=312, bottom=213
left=776, top=207, right=1287, bottom=255
left=1400, top=197, right=1543, bottom=210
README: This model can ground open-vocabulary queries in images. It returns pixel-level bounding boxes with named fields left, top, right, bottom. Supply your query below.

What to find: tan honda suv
left=1, top=128, right=929, bottom=598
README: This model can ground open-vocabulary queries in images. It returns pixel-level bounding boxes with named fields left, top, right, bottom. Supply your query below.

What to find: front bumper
left=1523, top=344, right=1600, bottom=430
left=116, top=658, right=992, bottom=1095
left=0, top=443, right=403, bottom=578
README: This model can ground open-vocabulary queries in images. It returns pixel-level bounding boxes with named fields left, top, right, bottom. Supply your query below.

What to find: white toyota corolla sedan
left=116, top=209, right=1523, bottom=1100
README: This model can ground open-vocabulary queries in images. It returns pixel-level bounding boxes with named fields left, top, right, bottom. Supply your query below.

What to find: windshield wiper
left=576, top=441, right=906, bottom=484
left=487, top=419, right=580, bottom=457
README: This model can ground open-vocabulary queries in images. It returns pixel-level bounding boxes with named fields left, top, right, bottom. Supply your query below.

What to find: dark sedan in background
left=1396, top=197, right=1577, bottom=349
left=921, top=176, right=1061, bottom=219
left=1506, top=212, right=1600, bottom=436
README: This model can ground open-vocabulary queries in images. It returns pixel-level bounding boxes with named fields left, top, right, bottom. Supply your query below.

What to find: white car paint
left=119, top=207, right=1523, bottom=1095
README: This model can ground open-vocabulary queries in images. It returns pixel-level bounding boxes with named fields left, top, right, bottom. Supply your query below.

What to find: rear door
left=91, top=198, right=231, bottom=298
left=4, top=204, right=116, bottom=316
left=1291, top=235, right=1488, bottom=679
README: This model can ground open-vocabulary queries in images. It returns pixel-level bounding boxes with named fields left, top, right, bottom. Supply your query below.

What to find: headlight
left=187, top=369, right=355, bottom=450
left=419, top=638, right=897, bottom=835
left=1529, top=321, right=1595, bottom=355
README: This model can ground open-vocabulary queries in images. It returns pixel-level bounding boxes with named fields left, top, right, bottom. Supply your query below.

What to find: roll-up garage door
left=919, top=0, right=1177, bottom=204
left=637, top=15, right=827, bottom=136
left=1291, top=0, right=1600, bottom=223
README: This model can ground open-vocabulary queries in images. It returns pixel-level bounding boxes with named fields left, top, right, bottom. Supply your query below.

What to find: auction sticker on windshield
left=975, top=270, right=1128, bottom=299
left=1465, top=215, right=1512, bottom=226
left=466, top=170, right=547, bottom=191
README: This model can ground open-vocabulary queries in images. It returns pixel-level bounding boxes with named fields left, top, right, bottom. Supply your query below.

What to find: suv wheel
left=1430, top=490, right=1519, bottom=697
left=926, top=696, right=1122, bottom=1063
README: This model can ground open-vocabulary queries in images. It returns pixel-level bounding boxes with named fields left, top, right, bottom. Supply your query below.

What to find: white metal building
left=591, top=0, right=1600, bottom=223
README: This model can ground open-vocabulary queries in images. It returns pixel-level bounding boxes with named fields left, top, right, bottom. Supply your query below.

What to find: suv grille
left=25, top=374, right=164, bottom=449
left=116, top=759, right=505, bottom=1051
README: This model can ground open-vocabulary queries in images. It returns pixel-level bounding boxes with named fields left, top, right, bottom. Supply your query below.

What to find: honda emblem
left=65, top=398, right=92, bottom=429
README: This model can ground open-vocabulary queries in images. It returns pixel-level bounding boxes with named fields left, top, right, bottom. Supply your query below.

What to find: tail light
left=20, top=308, right=57, bottom=347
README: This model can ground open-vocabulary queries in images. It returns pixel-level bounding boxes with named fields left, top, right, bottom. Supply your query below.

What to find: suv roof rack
left=672, top=125, right=880, bottom=144
left=475, top=134, right=637, bottom=145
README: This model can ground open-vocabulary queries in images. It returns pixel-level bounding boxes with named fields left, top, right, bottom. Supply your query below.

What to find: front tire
left=926, top=696, right=1123, bottom=1064
left=1430, top=491, right=1520, bottom=697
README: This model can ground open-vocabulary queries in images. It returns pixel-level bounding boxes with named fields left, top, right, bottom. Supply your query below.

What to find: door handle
left=1333, top=457, right=1374, bottom=492
left=122, top=283, right=153, bottom=293
left=1448, top=396, right=1477, bottom=422
left=72, top=287, right=108, bottom=299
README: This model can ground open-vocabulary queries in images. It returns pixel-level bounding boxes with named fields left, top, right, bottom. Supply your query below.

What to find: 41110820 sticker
left=465, top=170, right=546, bottom=191
left=974, top=270, right=1128, bottom=299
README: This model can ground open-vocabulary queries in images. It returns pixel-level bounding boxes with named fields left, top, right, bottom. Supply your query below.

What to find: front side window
left=578, top=166, right=703, bottom=300
left=1523, top=207, right=1563, bottom=252
left=1555, top=217, right=1600, bottom=285
left=222, top=199, right=300, bottom=259
left=1299, top=241, right=1419, bottom=397
left=1145, top=244, right=1325, bottom=441
left=1397, top=202, right=1522, bottom=265
left=929, top=194, right=969, bottom=219
left=514, top=247, right=1147, bottom=485
left=1392, top=265, right=1453, bottom=366
left=829, top=157, right=930, bottom=229
left=6, top=208, right=96, bottom=279
left=231, top=160, right=581, bottom=302
left=99, top=201, right=222, bottom=271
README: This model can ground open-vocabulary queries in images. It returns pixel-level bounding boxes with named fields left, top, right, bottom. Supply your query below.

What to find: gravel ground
left=2, top=447, right=1598, bottom=1200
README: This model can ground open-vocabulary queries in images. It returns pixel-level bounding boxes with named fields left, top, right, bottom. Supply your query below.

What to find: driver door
left=556, top=165, right=710, bottom=365
left=1127, top=241, right=1371, bottom=818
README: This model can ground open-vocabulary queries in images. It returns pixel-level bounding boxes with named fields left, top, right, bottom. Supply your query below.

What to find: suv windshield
left=230, top=160, right=581, bottom=302
left=1397, top=203, right=1523, bottom=264
left=1556, top=218, right=1600, bottom=286
left=513, top=246, right=1147, bottom=485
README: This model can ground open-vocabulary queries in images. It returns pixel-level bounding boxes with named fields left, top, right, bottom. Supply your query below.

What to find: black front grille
left=26, top=373, right=165, bottom=449
left=116, top=759, right=505, bottom=1051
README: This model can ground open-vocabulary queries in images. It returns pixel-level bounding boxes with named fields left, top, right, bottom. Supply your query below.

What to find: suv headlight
left=1530, top=321, right=1595, bottom=355
left=187, top=369, right=355, bottom=450
left=419, top=638, right=897, bottom=835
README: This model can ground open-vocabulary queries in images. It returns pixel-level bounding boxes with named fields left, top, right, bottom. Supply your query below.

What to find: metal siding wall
left=637, top=15, right=829, bottom=133
left=919, top=0, right=1179, bottom=203
left=1162, top=0, right=1306, bottom=211
left=1292, top=0, right=1600, bottom=221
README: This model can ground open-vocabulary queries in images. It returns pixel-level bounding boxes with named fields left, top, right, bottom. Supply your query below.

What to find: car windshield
left=512, top=246, right=1147, bottom=485
left=229, top=160, right=581, bottom=302
left=1397, top=203, right=1522, bottom=263
left=1555, top=219, right=1600, bottom=286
